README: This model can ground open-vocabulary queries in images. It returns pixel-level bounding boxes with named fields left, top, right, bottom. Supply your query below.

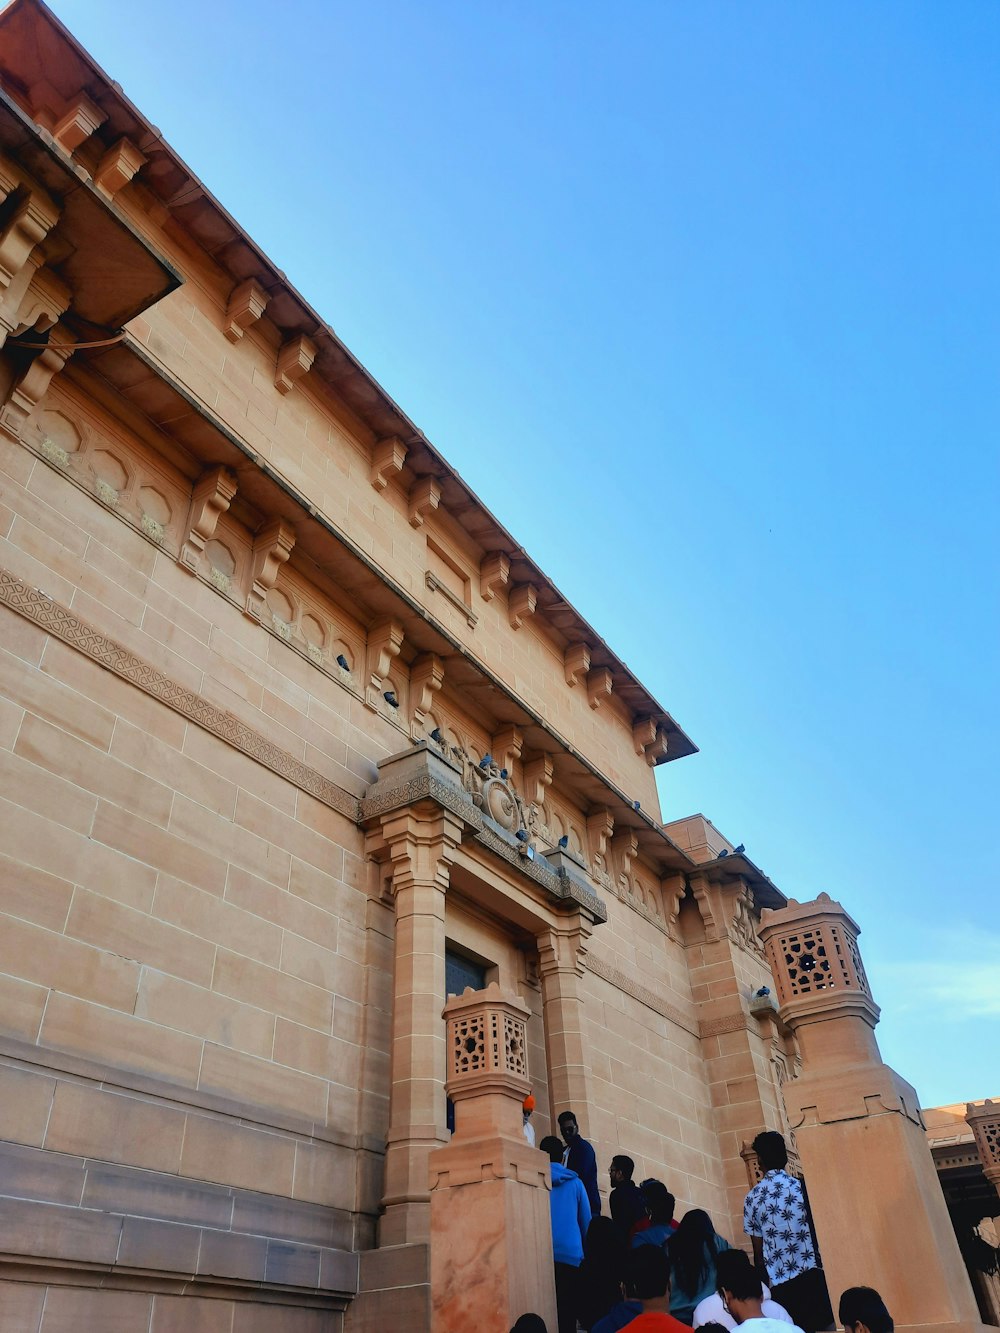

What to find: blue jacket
left=549, top=1162, right=592, bottom=1266
left=592, top=1299, right=643, bottom=1333
left=565, top=1135, right=602, bottom=1216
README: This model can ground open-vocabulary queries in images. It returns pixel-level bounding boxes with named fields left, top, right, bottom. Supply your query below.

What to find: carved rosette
left=430, top=739, right=539, bottom=846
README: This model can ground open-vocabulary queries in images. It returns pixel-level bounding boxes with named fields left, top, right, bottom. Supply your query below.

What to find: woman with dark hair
left=666, top=1209, right=733, bottom=1324
left=576, top=1216, right=629, bottom=1330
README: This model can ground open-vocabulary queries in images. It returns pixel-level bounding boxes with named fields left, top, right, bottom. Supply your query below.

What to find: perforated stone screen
left=448, top=1005, right=527, bottom=1082
left=770, top=919, right=871, bottom=1005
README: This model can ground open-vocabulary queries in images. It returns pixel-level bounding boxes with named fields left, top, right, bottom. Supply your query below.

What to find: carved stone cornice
left=361, top=743, right=608, bottom=922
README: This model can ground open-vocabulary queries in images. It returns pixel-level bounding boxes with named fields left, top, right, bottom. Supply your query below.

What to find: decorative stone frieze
left=223, top=277, right=268, bottom=343
left=274, top=333, right=316, bottom=394
left=370, top=434, right=407, bottom=491
left=179, top=466, right=237, bottom=572
left=0, top=568, right=360, bottom=821
left=361, top=743, right=608, bottom=921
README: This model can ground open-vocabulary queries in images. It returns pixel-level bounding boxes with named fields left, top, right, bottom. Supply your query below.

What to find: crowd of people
left=511, top=1114, right=894, bottom=1333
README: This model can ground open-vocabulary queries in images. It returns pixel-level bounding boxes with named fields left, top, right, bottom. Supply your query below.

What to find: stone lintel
left=361, top=743, right=607, bottom=923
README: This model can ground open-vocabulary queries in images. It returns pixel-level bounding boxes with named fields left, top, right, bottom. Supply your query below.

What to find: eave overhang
left=68, top=334, right=696, bottom=879
left=0, top=0, right=696, bottom=764
left=692, top=852, right=787, bottom=910
left=0, top=84, right=180, bottom=332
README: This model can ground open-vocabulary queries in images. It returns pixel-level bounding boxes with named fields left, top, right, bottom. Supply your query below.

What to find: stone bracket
left=491, top=726, right=523, bottom=776
left=480, top=551, right=510, bottom=602
left=179, top=466, right=237, bottom=572
left=365, top=617, right=404, bottom=709
left=53, top=95, right=106, bottom=152
left=223, top=278, right=268, bottom=343
left=409, top=652, right=444, bottom=738
left=274, top=334, right=316, bottom=394
left=586, top=666, right=612, bottom=710
left=371, top=435, right=407, bottom=492
left=523, top=753, right=553, bottom=807
left=0, top=325, right=75, bottom=442
left=408, top=475, right=441, bottom=528
left=508, top=582, right=537, bottom=630
left=245, top=517, right=295, bottom=620
left=93, top=137, right=147, bottom=194
left=564, top=642, right=591, bottom=688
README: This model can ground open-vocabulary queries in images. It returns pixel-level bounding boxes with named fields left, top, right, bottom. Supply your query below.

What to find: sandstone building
left=0, top=3, right=992, bottom=1331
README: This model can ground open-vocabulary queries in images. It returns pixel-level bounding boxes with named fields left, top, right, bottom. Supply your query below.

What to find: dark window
left=445, top=949, right=487, bottom=999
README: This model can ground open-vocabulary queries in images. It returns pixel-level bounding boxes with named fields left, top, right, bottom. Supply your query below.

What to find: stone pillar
left=966, top=1101, right=1000, bottom=1192
left=379, top=805, right=463, bottom=1247
left=537, top=915, right=594, bottom=1129
left=428, top=984, right=556, bottom=1333
left=759, top=894, right=985, bottom=1333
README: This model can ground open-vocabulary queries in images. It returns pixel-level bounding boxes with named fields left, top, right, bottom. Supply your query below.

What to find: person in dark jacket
left=609, top=1155, right=645, bottom=1236
left=541, top=1135, right=592, bottom=1333
left=559, top=1110, right=601, bottom=1216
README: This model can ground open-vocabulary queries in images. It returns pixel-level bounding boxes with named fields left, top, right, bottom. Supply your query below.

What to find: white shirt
left=693, top=1294, right=791, bottom=1330
left=523, top=1117, right=536, bottom=1147
left=736, top=1318, right=803, bottom=1333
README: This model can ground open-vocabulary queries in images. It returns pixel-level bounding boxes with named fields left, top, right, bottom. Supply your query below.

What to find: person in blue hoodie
left=540, top=1135, right=592, bottom=1333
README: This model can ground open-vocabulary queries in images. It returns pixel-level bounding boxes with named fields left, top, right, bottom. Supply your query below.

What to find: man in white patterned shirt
left=743, top=1132, right=834, bottom=1333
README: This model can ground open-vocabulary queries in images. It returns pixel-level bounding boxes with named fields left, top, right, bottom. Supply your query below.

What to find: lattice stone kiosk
left=428, top=984, right=557, bottom=1333
left=759, top=894, right=986, bottom=1333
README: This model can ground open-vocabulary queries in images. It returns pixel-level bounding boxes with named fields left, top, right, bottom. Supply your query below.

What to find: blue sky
left=51, top=1, right=998, bottom=1106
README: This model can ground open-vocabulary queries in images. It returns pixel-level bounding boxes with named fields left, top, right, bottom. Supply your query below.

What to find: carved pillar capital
left=380, top=805, right=463, bottom=896
left=536, top=915, right=593, bottom=981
